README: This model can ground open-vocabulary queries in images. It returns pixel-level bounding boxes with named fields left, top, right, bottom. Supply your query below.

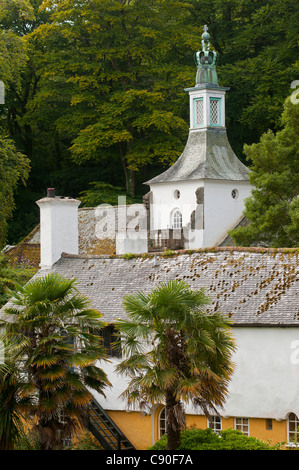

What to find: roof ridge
left=60, top=246, right=299, bottom=261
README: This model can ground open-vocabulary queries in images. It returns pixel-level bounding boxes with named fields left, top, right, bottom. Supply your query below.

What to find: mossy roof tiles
left=35, top=248, right=299, bottom=327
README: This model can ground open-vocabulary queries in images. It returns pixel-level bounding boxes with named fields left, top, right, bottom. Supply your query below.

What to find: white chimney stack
left=36, top=188, right=81, bottom=269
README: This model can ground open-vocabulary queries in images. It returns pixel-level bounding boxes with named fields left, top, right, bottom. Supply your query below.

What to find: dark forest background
left=0, top=0, right=298, bottom=246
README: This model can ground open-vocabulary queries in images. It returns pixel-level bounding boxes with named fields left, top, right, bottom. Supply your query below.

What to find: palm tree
left=0, top=272, right=111, bottom=450
left=116, top=280, right=236, bottom=450
left=0, top=341, right=34, bottom=450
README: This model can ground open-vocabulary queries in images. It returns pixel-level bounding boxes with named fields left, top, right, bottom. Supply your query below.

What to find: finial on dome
left=201, top=25, right=210, bottom=51
left=195, top=25, right=218, bottom=87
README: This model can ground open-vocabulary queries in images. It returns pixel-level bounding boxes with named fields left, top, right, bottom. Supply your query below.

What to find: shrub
left=149, top=428, right=283, bottom=450
left=69, top=432, right=103, bottom=450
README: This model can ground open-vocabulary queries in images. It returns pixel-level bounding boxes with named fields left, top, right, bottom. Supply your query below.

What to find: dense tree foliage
left=230, top=95, right=299, bottom=247
left=0, top=134, right=30, bottom=247
left=0, top=0, right=298, bottom=246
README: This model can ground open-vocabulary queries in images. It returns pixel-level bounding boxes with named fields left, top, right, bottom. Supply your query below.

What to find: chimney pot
left=47, top=188, right=55, bottom=198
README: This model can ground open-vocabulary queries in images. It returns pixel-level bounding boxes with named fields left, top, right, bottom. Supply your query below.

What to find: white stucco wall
left=203, top=179, right=251, bottom=247
left=221, top=327, right=299, bottom=420
left=93, top=327, right=299, bottom=420
left=116, top=230, right=148, bottom=255
left=149, top=180, right=199, bottom=233
left=149, top=178, right=251, bottom=248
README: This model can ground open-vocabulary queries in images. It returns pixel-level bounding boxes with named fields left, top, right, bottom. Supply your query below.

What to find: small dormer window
left=210, top=97, right=221, bottom=126
left=194, top=98, right=203, bottom=127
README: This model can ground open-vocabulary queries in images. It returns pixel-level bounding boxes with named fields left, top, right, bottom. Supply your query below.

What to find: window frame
left=159, top=407, right=167, bottom=439
left=234, top=417, right=249, bottom=436
left=287, top=412, right=299, bottom=446
left=100, top=325, right=122, bottom=358
left=193, top=97, right=204, bottom=128
left=266, top=418, right=273, bottom=431
left=207, top=415, right=222, bottom=434
left=209, top=97, right=221, bottom=127
left=172, top=209, right=182, bottom=229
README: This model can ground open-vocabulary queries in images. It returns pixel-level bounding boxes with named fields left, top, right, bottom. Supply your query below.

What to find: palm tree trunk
left=165, top=389, right=181, bottom=450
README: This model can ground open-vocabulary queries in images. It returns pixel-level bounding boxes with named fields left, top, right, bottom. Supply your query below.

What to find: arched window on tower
left=172, top=210, right=182, bottom=229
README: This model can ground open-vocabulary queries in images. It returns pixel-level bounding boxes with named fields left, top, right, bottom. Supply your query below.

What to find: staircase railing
left=85, top=397, right=135, bottom=450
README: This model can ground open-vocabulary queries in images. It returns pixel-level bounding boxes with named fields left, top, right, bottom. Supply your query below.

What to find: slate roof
left=27, top=248, right=299, bottom=327
left=145, top=128, right=250, bottom=185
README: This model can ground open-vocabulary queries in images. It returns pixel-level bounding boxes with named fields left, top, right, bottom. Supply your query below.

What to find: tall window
left=159, top=408, right=166, bottom=438
left=194, top=98, right=203, bottom=127
left=266, top=418, right=273, bottom=430
left=172, top=210, right=182, bottom=229
left=210, top=97, right=221, bottom=126
left=235, top=417, right=249, bottom=436
left=208, top=416, right=222, bottom=434
left=100, top=325, right=122, bottom=358
left=288, top=413, right=299, bottom=445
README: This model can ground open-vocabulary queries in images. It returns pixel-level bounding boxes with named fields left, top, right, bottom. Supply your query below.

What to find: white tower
left=145, top=26, right=251, bottom=249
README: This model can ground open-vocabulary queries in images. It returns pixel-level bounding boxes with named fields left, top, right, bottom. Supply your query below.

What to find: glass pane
left=289, top=421, right=296, bottom=432
left=173, top=211, right=182, bottom=229
left=210, top=99, right=219, bottom=125
left=196, top=99, right=203, bottom=125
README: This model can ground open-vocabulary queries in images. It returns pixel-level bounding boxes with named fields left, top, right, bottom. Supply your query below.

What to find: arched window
left=288, top=413, right=299, bottom=445
left=172, top=210, right=182, bottom=229
left=159, top=408, right=166, bottom=439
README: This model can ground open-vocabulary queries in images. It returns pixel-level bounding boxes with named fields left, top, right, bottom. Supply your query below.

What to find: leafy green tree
left=30, top=0, right=199, bottom=195
left=0, top=0, right=30, bottom=97
left=0, top=254, right=36, bottom=307
left=116, top=280, right=235, bottom=450
left=0, top=134, right=30, bottom=248
left=0, top=0, right=59, bottom=244
left=0, top=272, right=111, bottom=450
left=2, top=0, right=298, bottom=243
left=230, top=94, right=299, bottom=247
left=79, top=181, right=141, bottom=207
